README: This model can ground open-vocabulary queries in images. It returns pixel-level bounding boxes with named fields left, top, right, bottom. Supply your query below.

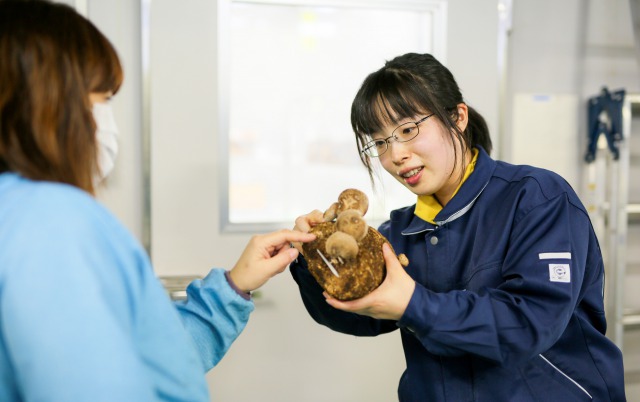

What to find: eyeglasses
left=361, top=113, right=435, bottom=157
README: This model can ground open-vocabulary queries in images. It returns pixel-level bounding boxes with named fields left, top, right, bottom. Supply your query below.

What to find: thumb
left=264, top=247, right=299, bottom=275
left=382, top=243, right=403, bottom=275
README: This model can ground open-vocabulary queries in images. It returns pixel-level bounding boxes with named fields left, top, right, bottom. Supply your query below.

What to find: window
left=219, top=0, right=447, bottom=231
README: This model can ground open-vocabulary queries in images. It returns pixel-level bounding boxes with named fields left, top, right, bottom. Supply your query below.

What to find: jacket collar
left=400, top=146, right=496, bottom=235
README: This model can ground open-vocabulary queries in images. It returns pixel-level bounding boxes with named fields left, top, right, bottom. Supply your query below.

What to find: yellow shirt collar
left=414, top=148, right=478, bottom=224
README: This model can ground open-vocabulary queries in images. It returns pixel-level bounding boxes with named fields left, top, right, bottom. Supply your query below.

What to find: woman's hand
left=229, top=229, right=316, bottom=293
left=291, top=209, right=324, bottom=253
left=324, top=243, right=416, bottom=321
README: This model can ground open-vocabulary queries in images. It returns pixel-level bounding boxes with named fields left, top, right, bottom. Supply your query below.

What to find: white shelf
left=628, top=204, right=640, bottom=214
left=624, top=312, right=640, bottom=327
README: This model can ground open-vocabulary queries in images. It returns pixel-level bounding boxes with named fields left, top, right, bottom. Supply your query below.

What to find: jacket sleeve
left=397, top=193, right=601, bottom=366
left=290, top=256, right=398, bottom=336
left=174, top=268, right=254, bottom=371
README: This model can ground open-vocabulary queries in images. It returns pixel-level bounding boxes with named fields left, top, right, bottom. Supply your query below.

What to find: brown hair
left=0, top=0, right=123, bottom=194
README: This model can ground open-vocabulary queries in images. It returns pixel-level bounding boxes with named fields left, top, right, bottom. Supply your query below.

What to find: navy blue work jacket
left=291, top=147, right=625, bottom=401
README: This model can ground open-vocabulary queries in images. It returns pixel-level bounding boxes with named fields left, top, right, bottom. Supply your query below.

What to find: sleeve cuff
left=224, top=270, right=251, bottom=301
left=397, top=282, right=439, bottom=336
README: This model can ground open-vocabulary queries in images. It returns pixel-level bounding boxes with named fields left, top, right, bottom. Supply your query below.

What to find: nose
left=387, top=140, right=410, bottom=164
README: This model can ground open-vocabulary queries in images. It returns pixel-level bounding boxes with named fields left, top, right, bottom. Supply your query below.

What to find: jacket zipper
left=434, top=181, right=489, bottom=226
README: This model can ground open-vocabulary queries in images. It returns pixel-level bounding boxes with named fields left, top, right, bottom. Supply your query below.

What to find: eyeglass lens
left=364, top=121, right=420, bottom=157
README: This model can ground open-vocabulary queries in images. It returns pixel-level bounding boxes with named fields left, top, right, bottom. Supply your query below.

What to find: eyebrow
left=369, top=115, right=423, bottom=137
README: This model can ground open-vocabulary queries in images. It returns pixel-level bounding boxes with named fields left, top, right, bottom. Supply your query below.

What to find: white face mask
left=92, top=103, right=119, bottom=181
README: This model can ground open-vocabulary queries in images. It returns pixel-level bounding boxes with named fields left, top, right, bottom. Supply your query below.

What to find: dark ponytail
left=466, top=106, right=492, bottom=154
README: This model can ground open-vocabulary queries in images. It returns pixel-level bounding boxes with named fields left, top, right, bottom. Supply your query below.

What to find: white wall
left=87, top=0, right=144, bottom=241
left=447, top=0, right=500, bottom=155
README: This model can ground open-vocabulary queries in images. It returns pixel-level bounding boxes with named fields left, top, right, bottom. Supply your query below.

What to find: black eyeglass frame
left=361, top=113, right=435, bottom=157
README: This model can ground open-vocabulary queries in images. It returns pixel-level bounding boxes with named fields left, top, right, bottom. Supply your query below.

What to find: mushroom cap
left=336, top=209, right=368, bottom=241
left=325, top=231, right=359, bottom=261
left=337, top=189, right=368, bottom=216
left=302, top=221, right=393, bottom=300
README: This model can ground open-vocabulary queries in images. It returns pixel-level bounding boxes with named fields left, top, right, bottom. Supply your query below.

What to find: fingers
left=229, top=230, right=308, bottom=293
left=325, top=296, right=359, bottom=313
left=292, top=210, right=323, bottom=252
left=258, top=229, right=316, bottom=252
left=262, top=246, right=300, bottom=275
left=321, top=244, right=415, bottom=320
left=293, top=210, right=324, bottom=233
left=252, top=229, right=316, bottom=256
left=323, top=291, right=372, bottom=314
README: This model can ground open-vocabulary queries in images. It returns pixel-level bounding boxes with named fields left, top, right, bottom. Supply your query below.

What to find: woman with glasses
left=290, top=53, right=625, bottom=401
left=0, top=1, right=315, bottom=401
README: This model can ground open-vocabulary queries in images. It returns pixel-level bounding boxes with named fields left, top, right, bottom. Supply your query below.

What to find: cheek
left=426, top=130, right=455, bottom=156
left=378, top=156, right=396, bottom=175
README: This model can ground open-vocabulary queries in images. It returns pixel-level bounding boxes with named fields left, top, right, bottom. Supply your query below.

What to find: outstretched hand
left=291, top=209, right=325, bottom=253
left=323, top=243, right=416, bottom=321
left=229, top=229, right=316, bottom=293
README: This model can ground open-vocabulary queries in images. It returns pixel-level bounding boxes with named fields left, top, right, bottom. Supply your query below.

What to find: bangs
left=80, top=20, right=124, bottom=95
left=351, top=68, right=432, bottom=137
left=90, top=50, right=123, bottom=95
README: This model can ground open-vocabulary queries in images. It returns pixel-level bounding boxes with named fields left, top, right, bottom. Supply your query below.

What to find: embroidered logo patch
left=549, top=264, right=571, bottom=283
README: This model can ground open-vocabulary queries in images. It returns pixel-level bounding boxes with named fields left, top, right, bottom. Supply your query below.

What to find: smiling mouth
left=400, top=167, right=423, bottom=178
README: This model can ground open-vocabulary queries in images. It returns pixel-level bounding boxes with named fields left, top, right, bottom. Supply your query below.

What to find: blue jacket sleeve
left=290, top=256, right=397, bottom=336
left=174, top=269, right=254, bottom=371
left=397, top=193, right=601, bottom=366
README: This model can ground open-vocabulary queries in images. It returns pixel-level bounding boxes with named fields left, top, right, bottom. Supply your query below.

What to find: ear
left=455, top=103, right=468, bottom=132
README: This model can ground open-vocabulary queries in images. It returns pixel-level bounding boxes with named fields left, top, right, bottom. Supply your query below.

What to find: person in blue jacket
left=291, top=53, right=626, bottom=401
left=0, top=1, right=315, bottom=401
